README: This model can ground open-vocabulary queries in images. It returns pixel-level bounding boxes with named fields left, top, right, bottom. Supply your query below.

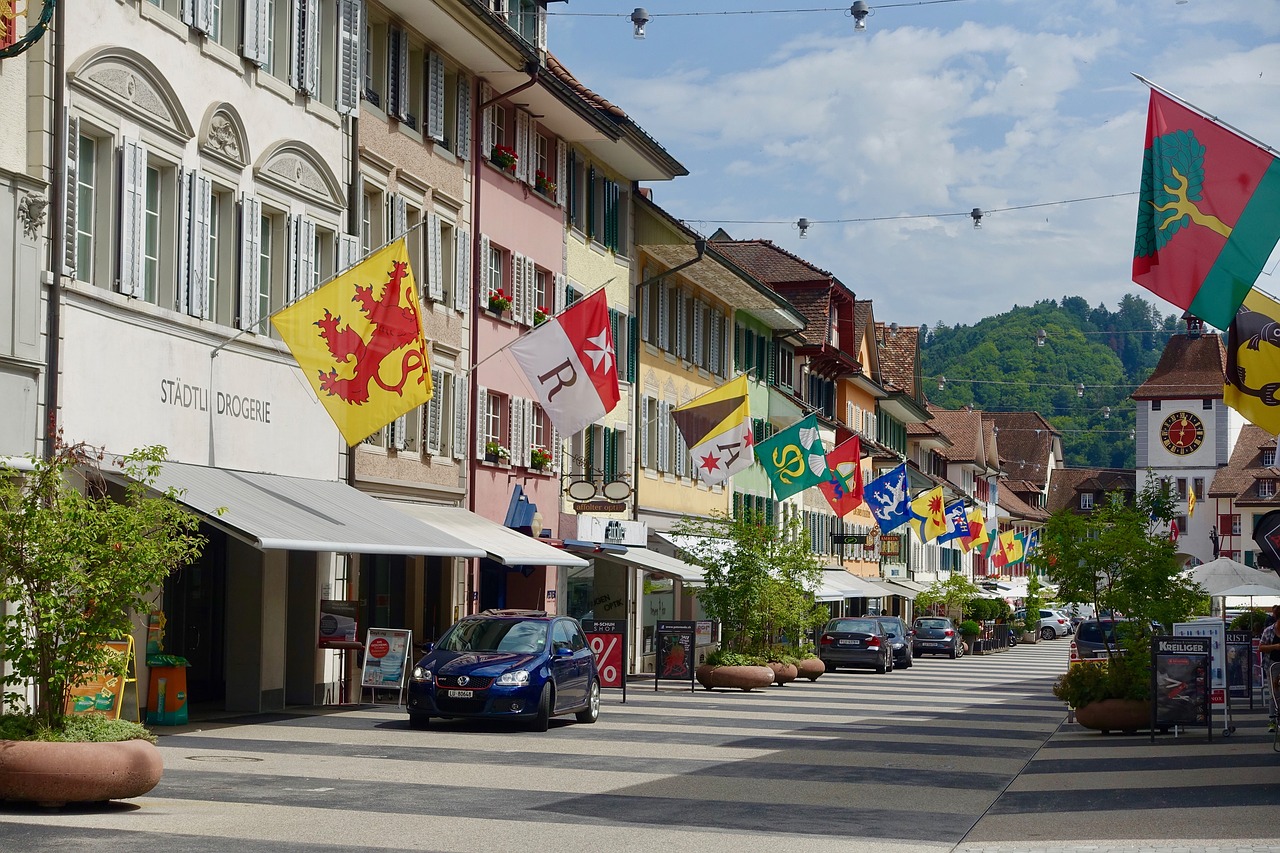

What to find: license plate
left=920, top=641, right=941, bottom=647
left=447, top=689, right=473, bottom=698
left=838, top=639, right=860, bottom=646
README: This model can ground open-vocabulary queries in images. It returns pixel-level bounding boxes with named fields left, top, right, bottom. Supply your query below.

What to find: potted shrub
left=695, top=650, right=773, bottom=691
left=486, top=288, right=512, bottom=315
left=528, top=445, right=552, bottom=471
left=533, top=305, right=548, bottom=326
left=0, top=441, right=206, bottom=805
left=958, top=619, right=982, bottom=654
left=534, top=170, right=557, bottom=198
left=490, top=144, right=518, bottom=172
left=483, top=441, right=510, bottom=464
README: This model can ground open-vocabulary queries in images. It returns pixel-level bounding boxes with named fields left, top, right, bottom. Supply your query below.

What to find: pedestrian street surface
left=2, top=638, right=1278, bottom=853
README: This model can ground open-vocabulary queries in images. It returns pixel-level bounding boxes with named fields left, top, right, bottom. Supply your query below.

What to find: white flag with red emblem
left=509, top=289, right=621, bottom=438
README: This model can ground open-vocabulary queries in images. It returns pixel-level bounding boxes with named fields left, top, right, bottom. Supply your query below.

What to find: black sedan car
left=912, top=617, right=963, bottom=658
left=818, top=617, right=894, bottom=673
left=874, top=616, right=914, bottom=669
left=407, top=610, right=599, bottom=732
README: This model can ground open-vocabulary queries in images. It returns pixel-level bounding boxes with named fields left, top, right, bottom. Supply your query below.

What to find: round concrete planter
left=767, top=662, right=799, bottom=685
left=1074, top=698, right=1150, bottom=734
left=695, top=664, right=775, bottom=692
left=0, top=738, right=164, bottom=807
left=1021, top=632, right=1039, bottom=644
left=795, top=657, right=826, bottom=681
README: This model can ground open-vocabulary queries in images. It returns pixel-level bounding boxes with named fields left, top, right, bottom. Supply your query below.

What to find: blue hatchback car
left=407, top=610, right=600, bottom=732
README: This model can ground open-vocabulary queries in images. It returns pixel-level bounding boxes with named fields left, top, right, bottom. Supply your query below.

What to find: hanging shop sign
left=0, top=0, right=56, bottom=60
left=573, top=500, right=627, bottom=514
left=578, top=516, right=648, bottom=546
left=879, top=535, right=901, bottom=556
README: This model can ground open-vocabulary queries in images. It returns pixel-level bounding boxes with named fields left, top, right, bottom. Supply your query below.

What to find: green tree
left=0, top=442, right=206, bottom=731
left=916, top=573, right=981, bottom=620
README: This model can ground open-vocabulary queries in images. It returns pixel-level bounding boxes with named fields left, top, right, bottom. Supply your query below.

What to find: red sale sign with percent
left=585, top=620, right=627, bottom=695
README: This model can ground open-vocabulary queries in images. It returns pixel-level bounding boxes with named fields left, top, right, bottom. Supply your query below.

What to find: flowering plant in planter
left=491, top=144, right=518, bottom=172
left=487, top=288, right=512, bottom=313
left=484, top=441, right=510, bottom=462
left=533, top=306, right=548, bottom=326
left=535, top=170, right=557, bottom=197
left=529, top=445, right=552, bottom=470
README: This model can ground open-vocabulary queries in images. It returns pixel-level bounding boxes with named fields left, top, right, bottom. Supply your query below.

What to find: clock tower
left=1132, top=320, right=1240, bottom=567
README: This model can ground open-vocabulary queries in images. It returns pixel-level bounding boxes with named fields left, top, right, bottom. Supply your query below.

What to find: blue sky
left=548, top=0, right=1280, bottom=329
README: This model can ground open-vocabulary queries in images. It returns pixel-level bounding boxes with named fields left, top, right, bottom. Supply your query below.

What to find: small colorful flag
left=672, top=375, right=753, bottom=486
left=937, top=500, right=969, bottom=545
left=1008, top=532, right=1027, bottom=564
left=754, top=414, right=828, bottom=500
left=961, top=507, right=989, bottom=553
left=818, top=436, right=864, bottom=518
left=863, top=463, right=911, bottom=533
left=1132, top=88, right=1280, bottom=329
left=1224, top=289, right=1280, bottom=435
left=509, top=289, right=620, bottom=438
left=1024, top=528, right=1040, bottom=558
left=271, top=239, right=432, bottom=446
left=909, top=486, right=948, bottom=543
left=1187, top=487, right=1197, bottom=519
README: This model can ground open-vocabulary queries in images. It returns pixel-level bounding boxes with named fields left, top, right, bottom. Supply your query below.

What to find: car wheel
left=575, top=680, right=600, bottom=724
left=825, top=661, right=837, bottom=672
left=528, top=684, right=552, bottom=732
left=904, top=654, right=913, bottom=669
left=408, top=713, right=430, bottom=730
left=1040, top=626, right=1055, bottom=641
left=948, top=643, right=958, bottom=659
left=875, top=653, right=888, bottom=674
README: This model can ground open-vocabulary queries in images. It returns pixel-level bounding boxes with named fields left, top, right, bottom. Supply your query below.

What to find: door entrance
left=161, top=524, right=227, bottom=707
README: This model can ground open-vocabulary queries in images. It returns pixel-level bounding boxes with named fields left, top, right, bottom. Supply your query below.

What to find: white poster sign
left=1174, top=619, right=1226, bottom=709
left=361, top=628, right=413, bottom=693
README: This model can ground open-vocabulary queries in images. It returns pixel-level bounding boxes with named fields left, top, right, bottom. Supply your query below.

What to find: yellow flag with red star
left=908, top=486, right=948, bottom=543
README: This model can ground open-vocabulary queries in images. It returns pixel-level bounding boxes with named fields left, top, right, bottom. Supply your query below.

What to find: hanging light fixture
left=630, top=7, right=650, bottom=39
left=850, top=1, right=870, bottom=31
left=796, top=217, right=811, bottom=238
left=970, top=208, right=983, bottom=229
left=1036, top=328, right=1047, bottom=347
left=1076, top=383, right=1085, bottom=398
left=937, top=375, right=946, bottom=391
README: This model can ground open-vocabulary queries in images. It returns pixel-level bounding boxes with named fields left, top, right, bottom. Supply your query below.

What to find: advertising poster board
left=695, top=620, right=714, bottom=647
left=361, top=628, right=412, bottom=705
left=582, top=619, right=627, bottom=703
left=1173, top=619, right=1226, bottom=706
left=64, top=638, right=134, bottom=719
left=655, top=620, right=696, bottom=693
left=1225, top=631, right=1254, bottom=707
left=1151, top=635, right=1211, bottom=741
left=318, top=600, right=360, bottom=647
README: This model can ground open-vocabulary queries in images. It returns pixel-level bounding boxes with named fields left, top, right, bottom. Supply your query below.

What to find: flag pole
left=1131, top=73, right=1278, bottom=155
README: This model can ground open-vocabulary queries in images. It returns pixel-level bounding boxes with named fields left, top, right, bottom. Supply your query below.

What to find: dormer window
left=492, top=0, right=545, bottom=49
left=1264, top=448, right=1276, bottom=467
left=1080, top=493, right=1094, bottom=510
left=1260, top=479, right=1277, bottom=499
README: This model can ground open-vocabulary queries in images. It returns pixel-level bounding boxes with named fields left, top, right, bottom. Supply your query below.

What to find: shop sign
left=318, top=600, right=359, bottom=647
left=573, top=500, right=627, bottom=514
left=578, top=516, right=648, bottom=546
left=582, top=619, right=628, bottom=702
left=879, top=535, right=901, bottom=556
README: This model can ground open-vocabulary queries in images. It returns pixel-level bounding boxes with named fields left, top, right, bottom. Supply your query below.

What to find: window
left=1176, top=478, right=1187, bottom=500
left=257, top=212, right=274, bottom=328
left=531, top=404, right=547, bottom=454
left=1080, top=492, right=1094, bottom=510
left=263, top=0, right=278, bottom=75
left=533, top=269, right=548, bottom=316
left=487, top=244, right=504, bottom=300
left=142, top=166, right=163, bottom=304
left=1193, top=477, right=1204, bottom=499
left=1264, top=448, right=1276, bottom=467
left=74, top=135, right=97, bottom=281
left=1202, top=398, right=1213, bottom=410
left=775, top=344, right=795, bottom=389
left=535, top=132, right=550, bottom=184
left=1231, top=514, right=1241, bottom=536
left=487, top=104, right=506, bottom=153
left=205, top=190, right=222, bottom=320
left=1151, top=400, right=1162, bottom=412
left=364, top=17, right=385, bottom=108
left=1260, top=479, right=1276, bottom=499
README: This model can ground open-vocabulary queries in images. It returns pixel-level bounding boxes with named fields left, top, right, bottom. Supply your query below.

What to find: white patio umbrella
left=1184, top=557, right=1280, bottom=596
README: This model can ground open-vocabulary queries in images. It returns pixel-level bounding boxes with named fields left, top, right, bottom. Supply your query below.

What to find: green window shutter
left=733, top=491, right=742, bottom=520
left=585, top=428, right=595, bottom=477
left=744, top=330, right=755, bottom=376
left=604, top=428, right=616, bottom=482
left=586, top=166, right=596, bottom=240
left=1246, top=550, right=1255, bottom=567
left=733, top=323, right=742, bottom=371
left=609, top=308, right=621, bottom=368
left=628, top=314, right=638, bottom=382
left=567, top=149, right=578, bottom=227
left=765, top=499, right=774, bottom=527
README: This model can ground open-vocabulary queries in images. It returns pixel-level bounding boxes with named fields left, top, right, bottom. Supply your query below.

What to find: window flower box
left=535, top=170, right=557, bottom=198
left=491, top=144, right=518, bottom=173
left=487, top=289, right=512, bottom=314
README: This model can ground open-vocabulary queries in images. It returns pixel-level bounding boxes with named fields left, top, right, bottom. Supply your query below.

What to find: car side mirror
left=554, top=645, right=573, bottom=657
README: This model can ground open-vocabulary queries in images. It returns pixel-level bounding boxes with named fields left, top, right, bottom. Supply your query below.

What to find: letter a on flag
left=818, top=436, right=864, bottom=518
left=509, top=289, right=620, bottom=438
left=672, top=375, right=753, bottom=486
left=1132, top=88, right=1280, bottom=329
left=271, top=239, right=432, bottom=446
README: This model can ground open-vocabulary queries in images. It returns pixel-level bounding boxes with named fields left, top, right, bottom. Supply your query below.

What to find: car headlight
left=411, top=666, right=432, bottom=682
left=496, top=670, right=530, bottom=686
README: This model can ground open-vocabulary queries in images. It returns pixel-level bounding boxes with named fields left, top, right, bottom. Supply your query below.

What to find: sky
left=547, top=0, right=1280, bottom=330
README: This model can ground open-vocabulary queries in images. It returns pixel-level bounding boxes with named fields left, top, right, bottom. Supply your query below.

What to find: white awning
left=816, top=570, right=886, bottom=600
left=655, top=531, right=732, bottom=562
left=594, top=547, right=705, bottom=586
left=120, top=460, right=484, bottom=557
left=871, top=579, right=920, bottom=600
left=890, top=579, right=931, bottom=593
left=385, top=503, right=588, bottom=568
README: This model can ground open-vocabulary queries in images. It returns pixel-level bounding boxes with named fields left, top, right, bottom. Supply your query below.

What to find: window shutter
left=62, top=114, right=79, bottom=278
left=300, top=217, right=316, bottom=298
left=692, top=299, right=704, bottom=369
left=552, top=272, right=565, bottom=315
left=673, top=417, right=686, bottom=478
left=303, top=0, right=321, bottom=95
left=514, top=110, right=530, bottom=183
left=183, top=0, right=212, bottom=35
left=177, top=168, right=191, bottom=315
left=480, top=82, right=494, bottom=157
left=388, top=27, right=408, bottom=120
left=766, top=339, right=776, bottom=385
left=536, top=4, right=547, bottom=50
left=242, top=0, right=267, bottom=64
left=290, top=0, right=306, bottom=91
left=118, top=138, right=146, bottom=298
left=475, top=385, right=488, bottom=459
left=426, top=52, right=446, bottom=142
left=550, top=425, right=562, bottom=473
left=674, top=289, right=686, bottom=360
left=452, top=374, right=467, bottom=460
left=338, top=232, right=360, bottom=274
left=523, top=256, right=536, bottom=325
left=709, top=308, right=721, bottom=377
left=639, top=398, right=649, bottom=469
left=477, top=233, right=490, bottom=306
left=285, top=214, right=298, bottom=303
left=628, top=314, right=638, bottom=382
left=189, top=172, right=212, bottom=319
left=723, top=315, right=733, bottom=377
left=455, top=76, right=471, bottom=159
left=238, top=196, right=262, bottom=330
left=657, top=283, right=669, bottom=351
left=658, top=402, right=670, bottom=473
left=390, top=194, right=407, bottom=238
left=585, top=166, right=596, bottom=239
left=511, top=251, right=525, bottom=323
left=425, top=369, right=444, bottom=454
left=454, top=228, right=470, bottom=312
left=426, top=213, right=443, bottom=301
left=336, top=0, right=363, bottom=115
left=555, top=139, right=567, bottom=207
left=516, top=397, right=530, bottom=467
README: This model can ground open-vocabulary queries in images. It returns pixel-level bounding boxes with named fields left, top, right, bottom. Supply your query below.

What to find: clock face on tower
left=1160, top=411, right=1205, bottom=455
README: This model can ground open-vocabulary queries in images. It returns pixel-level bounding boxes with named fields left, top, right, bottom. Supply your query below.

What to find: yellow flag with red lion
left=272, top=239, right=432, bottom=446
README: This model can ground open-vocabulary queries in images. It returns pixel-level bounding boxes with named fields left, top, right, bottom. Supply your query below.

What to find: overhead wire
left=547, top=0, right=974, bottom=18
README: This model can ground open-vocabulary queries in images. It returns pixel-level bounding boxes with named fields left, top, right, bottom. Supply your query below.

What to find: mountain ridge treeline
left=919, top=294, right=1184, bottom=470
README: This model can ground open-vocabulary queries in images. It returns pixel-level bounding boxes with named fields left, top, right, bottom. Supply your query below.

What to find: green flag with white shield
left=753, top=413, right=828, bottom=500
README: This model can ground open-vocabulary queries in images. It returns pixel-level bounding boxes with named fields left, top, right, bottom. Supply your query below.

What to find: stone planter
left=962, top=635, right=980, bottom=655
left=0, top=738, right=164, bottom=807
left=767, top=662, right=799, bottom=685
left=1074, top=698, right=1150, bottom=734
left=1021, top=631, right=1039, bottom=644
left=695, top=664, right=775, bottom=692
left=795, top=657, right=825, bottom=681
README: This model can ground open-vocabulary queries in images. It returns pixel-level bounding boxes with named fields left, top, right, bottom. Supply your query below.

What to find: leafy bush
left=1052, top=654, right=1150, bottom=706
left=0, top=713, right=156, bottom=743
left=1229, top=610, right=1268, bottom=634
left=964, top=597, right=1010, bottom=622
left=958, top=620, right=982, bottom=636
left=703, top=650, right=766, bottom=667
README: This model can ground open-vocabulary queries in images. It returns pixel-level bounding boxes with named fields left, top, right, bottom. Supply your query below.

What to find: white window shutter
left=521, top=256, right=535, bottom=324
left=290, top=0, right=306, bottom=91
left=454, top=228, right=470, bottom=312
left=452, top=374, right=467, bottom=460
left=709, top=307, right=721, bottom=377
left=300, top=217, right=316, bottom=298
left=303, top=0, right=321, bottom=95
left=693, top=299, right=704, bottom=369
left=475, top=385, right=488, bottom=459
left=62, top=114, right=78, bottom=278
left=242, top=0, right=267, bottom=65
left=183, top=0, right=212, bottom=34
left=639, top=398, right=649, bottom=469
left=674, top=289, right=686, bottom=360
left=391, top=194, right=407, bottom=239
left=118, top=138, right=146, bottom=298
left=477, top=233, right=491, bottom=305
left=480, top=82, right=494, bottom=157
left=426, top=369, right=444, bottom=454
left=513, top=396, right=526, bottom=467
left=510, top=252, right=525, bottom=322
left=657, top=283, right=669, bottom=351
left=239, top=196, right=262, bottom=330
left=722, top=314, right=732, bottom=377
left=514, top=110, right=530, bottom=183
left=338, top=232, right=359, bottom=274
left=177, top=168, right=191, bottom=315
left=553, top=272, right=565, bottom=315
left=536, top=4, right=547, bottom=51
left=426, top=213, right=443, bottom=301
left=555, top=139, right=567, bottom=207
left=658, top=402, right=670, bottom=473
left=550, top=425, right=562, bottom=473
left=337, top=0, right=362, bottom=115
left=391, top=414, right=407, bottom=450
left=455, top=76, right=471, bottom=160
left=427, top=52, right=446, bottom=142
left=190, top=172, right=212, bottom=319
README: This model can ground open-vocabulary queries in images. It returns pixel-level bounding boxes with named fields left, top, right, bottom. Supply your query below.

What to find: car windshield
left=878, top=620, right=906, bottom=635
left=436, top=619, right=547, bottom=653
left=916, top=618, right=950, bottom=629
left=830, top=619, right=879, bottom=634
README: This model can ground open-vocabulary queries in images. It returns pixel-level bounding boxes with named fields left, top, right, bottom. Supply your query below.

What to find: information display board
left=1151, top=635, right=1211, bottom=741
left=1225, top=631, right=1254, bottom=707
left=64, top=637, right=135, bottom=720
left=1173, top=619, right=1226, bottom=706
left=361, top=628, right=412, bottom=706
left=583, top=619, right=627, bottom=703
left=318, top=600, right=359, bottom=647
left=655, top=620, right=696, bottom=693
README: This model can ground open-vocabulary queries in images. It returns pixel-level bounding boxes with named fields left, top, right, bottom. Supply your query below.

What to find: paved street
left=2, top=639, right=1278, bottom=853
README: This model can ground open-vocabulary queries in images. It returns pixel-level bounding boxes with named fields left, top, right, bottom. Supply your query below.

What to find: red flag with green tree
left=1132, top=87, right=1280, bottom=330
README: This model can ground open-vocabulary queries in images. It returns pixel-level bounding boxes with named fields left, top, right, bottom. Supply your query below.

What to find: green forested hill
left=919, top=294, right=1182, bottom=469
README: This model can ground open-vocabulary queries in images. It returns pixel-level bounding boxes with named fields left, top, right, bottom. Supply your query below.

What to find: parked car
left=1015, top=608, right=1071, bottom=640
left=819, top=617, right=894, bottom=673
left=873, top=616, right=914, bottom=669
left=1071, top=618, right=1160, bottom=660
left=912, top=617, right=964, bottom=658
left=407, top=609, right=599, bottom=731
